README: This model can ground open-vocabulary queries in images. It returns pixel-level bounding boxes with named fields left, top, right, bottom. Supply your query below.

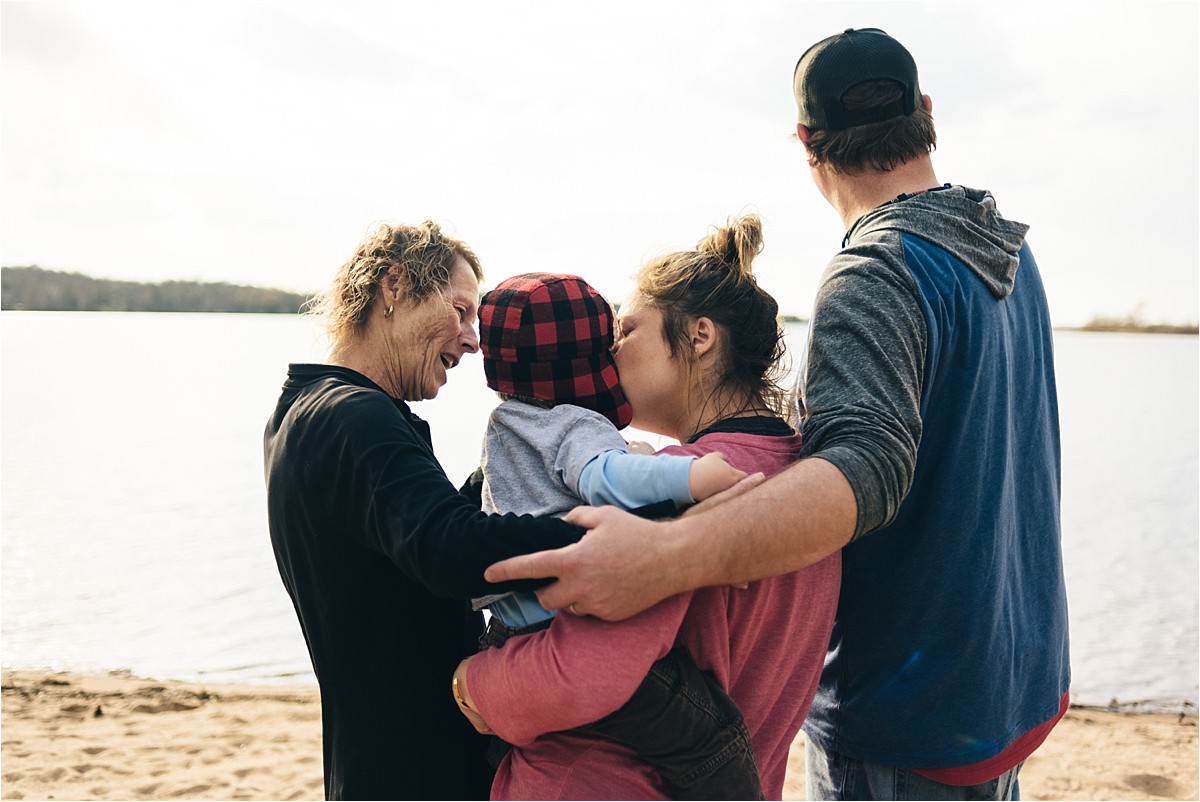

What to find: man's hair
left=804, top=80, right=936, bottom=174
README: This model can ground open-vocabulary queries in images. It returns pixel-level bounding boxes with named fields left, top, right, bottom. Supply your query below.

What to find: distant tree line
left=1078, top=316, right=1197, bottom=335
left=1, top=266, right=312, bottom=314
left=1078, top=304, right=1198, bottom=335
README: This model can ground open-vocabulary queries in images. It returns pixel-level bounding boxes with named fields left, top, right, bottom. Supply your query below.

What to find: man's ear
left=796, top=123, right=811, bottom=145
left=691, top=316, right=717, bottom=358
left=921, top=94, right=933, bottom=115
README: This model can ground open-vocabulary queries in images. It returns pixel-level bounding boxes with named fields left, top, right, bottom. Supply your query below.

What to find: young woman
left=452, top=215, right=842, bottom=800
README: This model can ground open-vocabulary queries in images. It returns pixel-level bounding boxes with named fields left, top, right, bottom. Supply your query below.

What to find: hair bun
left=696, top=214, right=763, bottom=278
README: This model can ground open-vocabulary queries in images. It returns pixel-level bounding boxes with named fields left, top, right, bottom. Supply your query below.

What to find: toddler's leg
left=580, top=648, right=764, bottom=800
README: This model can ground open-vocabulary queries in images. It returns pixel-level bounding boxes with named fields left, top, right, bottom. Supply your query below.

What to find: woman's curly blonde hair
left=307, top=220, right=482, bottom=343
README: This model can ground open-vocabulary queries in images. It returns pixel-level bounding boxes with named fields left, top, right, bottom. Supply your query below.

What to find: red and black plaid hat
left=479, top=273, right=632, bottom=429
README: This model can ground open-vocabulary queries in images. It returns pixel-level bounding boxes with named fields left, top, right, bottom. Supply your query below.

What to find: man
left=486, top=27, right=1070, bottom=801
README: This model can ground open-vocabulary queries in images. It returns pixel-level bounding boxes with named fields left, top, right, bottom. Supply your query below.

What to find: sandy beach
left=1, top=670, right=1195, bottom=801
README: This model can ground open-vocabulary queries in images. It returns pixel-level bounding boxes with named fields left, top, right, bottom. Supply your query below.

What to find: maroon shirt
left=468, top=423, right=841, bottom=799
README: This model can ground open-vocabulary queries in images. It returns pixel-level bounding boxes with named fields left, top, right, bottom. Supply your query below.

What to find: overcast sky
left=2, top=1, right=1197, bottom=325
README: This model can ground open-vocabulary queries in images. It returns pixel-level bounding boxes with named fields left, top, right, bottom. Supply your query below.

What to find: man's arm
left=483, top=240, right=925, bottom=620
left=485, top=456, right=855, bottom=621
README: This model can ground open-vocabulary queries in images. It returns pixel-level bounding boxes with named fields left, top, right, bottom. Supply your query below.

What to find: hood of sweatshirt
left=844, top=185, right=1029, bottom=300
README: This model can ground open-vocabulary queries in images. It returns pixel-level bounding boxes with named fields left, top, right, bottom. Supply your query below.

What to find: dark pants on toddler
left=480, top=616, right=764, bottom=800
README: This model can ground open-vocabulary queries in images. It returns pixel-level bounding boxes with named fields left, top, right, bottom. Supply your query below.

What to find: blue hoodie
left=799, top=185, right=1070, bottom=768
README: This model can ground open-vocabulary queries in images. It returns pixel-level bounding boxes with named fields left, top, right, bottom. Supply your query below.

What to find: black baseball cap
left=793, top=28, right=922, bottom=130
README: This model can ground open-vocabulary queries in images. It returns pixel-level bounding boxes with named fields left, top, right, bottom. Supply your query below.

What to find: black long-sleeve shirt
left=264, top=364, right=581, bottom=800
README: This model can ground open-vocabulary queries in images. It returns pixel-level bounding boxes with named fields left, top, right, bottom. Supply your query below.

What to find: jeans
left=582, top=648, right=763, bottom=800
left=805, top=739, right=1022, bottom=801
left=477, top=614, right=552, bottom=649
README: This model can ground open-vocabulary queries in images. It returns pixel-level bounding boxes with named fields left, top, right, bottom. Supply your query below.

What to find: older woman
left=453, top=215, right=843, bottom=800
left=263, top=221, right=581, bottom=801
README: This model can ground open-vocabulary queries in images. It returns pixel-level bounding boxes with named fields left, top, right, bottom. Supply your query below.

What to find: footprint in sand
left=175, top=783, right=213, bottom=795
left=1124, top=774, right=1182, bottom=798
left=81, top=746, right=106, bottom=755
left=132, top=700, right=200, bottom=714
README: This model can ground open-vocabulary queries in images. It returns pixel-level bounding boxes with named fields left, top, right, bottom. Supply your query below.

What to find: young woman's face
left=612, top=294, right=689, bottom=439
left=391, top=258, right=479, bottom=401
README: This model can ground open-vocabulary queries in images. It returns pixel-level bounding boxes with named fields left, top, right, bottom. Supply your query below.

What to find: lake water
left=2, top=312, right=1196, bottom=712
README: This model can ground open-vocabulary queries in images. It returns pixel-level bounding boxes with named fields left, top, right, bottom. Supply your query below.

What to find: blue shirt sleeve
left=576, top=449, right=695, bottom=509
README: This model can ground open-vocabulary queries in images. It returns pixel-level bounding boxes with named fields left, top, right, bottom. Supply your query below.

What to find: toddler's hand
left=688, top=452, right=747, bottom=501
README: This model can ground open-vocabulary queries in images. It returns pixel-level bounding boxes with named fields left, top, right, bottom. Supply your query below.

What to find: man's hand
left=484, top=506, right=681, bottom=622
left=486, top=457, right=856, bottom=623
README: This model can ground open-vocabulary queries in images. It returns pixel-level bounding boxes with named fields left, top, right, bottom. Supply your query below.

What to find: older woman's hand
left=452, top=657, right=493, bottom=735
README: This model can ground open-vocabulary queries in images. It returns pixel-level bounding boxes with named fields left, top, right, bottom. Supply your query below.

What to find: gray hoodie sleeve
left=799, top=232, right=928, bottom=539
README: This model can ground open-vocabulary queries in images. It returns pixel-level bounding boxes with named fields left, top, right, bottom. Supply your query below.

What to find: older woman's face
left=612, top=294, right=688, bottom=439
left=394, top=258, right=480, bottom=401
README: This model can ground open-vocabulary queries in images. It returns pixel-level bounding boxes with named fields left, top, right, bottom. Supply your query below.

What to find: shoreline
left=2, top=670, right=1197, bottom=801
